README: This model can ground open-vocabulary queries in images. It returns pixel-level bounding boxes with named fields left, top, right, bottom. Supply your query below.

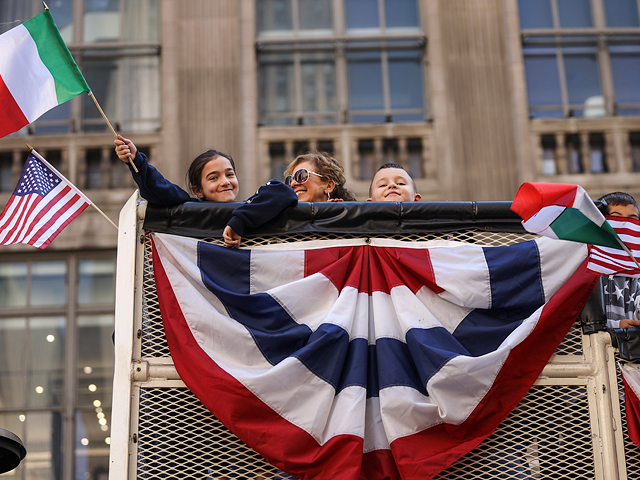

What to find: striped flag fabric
left=621, top=364, right=640, bottom=450
left=589, top=217, right=640, bottom=277
left=0, top=151, right=91, bottom=249
left=511, top=182, right=622, bottom=249
left=151, top=232, right=595, bottom=480
left=0, top=9, right=90, bottom=138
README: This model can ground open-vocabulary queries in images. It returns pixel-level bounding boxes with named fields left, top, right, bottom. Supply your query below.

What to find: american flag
left=0, top=151, right=91, bottom=249
left=588, top=216, right=640, bottom=277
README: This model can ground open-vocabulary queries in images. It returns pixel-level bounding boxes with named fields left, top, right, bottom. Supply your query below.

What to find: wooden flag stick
left=88, top=91, right=138, bottom=173
left=26, top=144, right=118, bottom=231
left=43, top=1, right=49, bottom=10
left=615, top=236, right=640, bottom=271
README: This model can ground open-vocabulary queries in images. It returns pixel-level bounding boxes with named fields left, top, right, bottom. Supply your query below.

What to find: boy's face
left=368, top=167, right=421, bottom=202
left=607, top=203, right=640, bottom=219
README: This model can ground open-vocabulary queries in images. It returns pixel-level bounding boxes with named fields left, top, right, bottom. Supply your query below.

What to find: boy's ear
left=414, top=193, right=422, bottom=201
left=366, top=198, right=373, bottom=201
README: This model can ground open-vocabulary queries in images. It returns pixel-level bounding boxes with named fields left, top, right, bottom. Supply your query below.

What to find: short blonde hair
left=284, top=151, right=356, bottom=201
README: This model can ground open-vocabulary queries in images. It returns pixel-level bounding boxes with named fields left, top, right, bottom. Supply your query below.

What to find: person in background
left=367, top=163, right=421, bottom=202
left=597, top=192, right=640, bottom=329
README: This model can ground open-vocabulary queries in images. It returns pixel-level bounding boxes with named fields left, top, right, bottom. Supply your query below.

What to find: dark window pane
left=590, top=133, right=606, bottom=173
left=347, top=51, right=384, bottom=110
left=84, top=0, right=121, bottom=42
left=25, top=412, right=63, bottom=479
left=385, top=0, right=419, bottom=29
left=630, top=132, right=640, bottom=171
left=0, top=318, right=27, bottom=408
left=358, top=140, right=375, bottom=180
left=299, top=0, right=332, bottom=32
left=85, top=149, right=103, bottom=189
left=388, top=50, right=424, bottom=109
left=258, top=53, right=295, bottom=119
left=50, top=0, right=74, bottom=42
left=557, top=0, right=592, bottom=27
left=563, top=48, right=601, bottom=109
left=33, top=103, right=71, bottom=135
left=518, top=0, right=553, bottom=29
left=78, top=259, right=115, bottom=305
left=604, top=0, right=640, bottom=27
left=541, top=135, right=557, bottom=175
left=0, top=152, right=13, bottom=192
left=28, top=316, right=65, bottom=408
left=257, top=0, right=292, bottom=35
left=83, top=58, right=118, bottom=132
left=345, top=0, right=379, bottom=30
left=31, top=261, right=66, bottom=306
left=0, top=263, right=27, bottom=307
left=610, top=45, right=640, bottom=104
left=407, top=138, right=423, bottom=178
left=523, top=50, right=563, bottom=107
left=301, top=53, right=336, bottom=113
left=565, top=134, right=583, bottom=173
left=77, top=314, right=114, bottom=408
left=269, top=143, right=287, bottom=180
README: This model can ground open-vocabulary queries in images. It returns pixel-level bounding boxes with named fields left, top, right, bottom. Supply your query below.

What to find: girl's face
left=193, top=156, right=239, bottom=202
left=289, top=161, right=333, bottom=202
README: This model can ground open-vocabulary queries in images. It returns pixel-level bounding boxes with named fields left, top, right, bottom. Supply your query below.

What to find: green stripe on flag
left=550, top=208, right=623, bottom=249
left=23, top=10, right=90, bottom=104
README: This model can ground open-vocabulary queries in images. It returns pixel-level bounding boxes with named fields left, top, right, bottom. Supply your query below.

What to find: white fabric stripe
left=0, top=25, right=58, bottom=121
left=363, top=396, right=389, bottom=452
left=536, top=237, right=588, bottom=301
left=521, top=205, right=564, bottom=236
left=428, top=244, right=491, bottom=308
left=32, top=196, right=88, bottom=247
left=0, top=195, right=36, bottom=242
left=153, top=234, right=367, bottom=444
left=250, top=250, right=305, bottom=294
left=18, top=186, right=75, bottom=243
left=380, top=307, right=543, bottom=442
left=621, top=364, right=640, bottom=399
left=572, top=186, right=606, bottom=227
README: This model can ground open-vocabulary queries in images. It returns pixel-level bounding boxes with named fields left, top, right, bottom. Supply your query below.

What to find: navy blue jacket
left=127, top=152, right=298, bottom=235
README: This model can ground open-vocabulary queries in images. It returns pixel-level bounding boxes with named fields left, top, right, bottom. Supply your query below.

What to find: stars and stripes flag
left=589, top=217, right=640, bottom=277
left=151, top=232, right=596, bottom=480
left=0, top=151, right=91, bottom=249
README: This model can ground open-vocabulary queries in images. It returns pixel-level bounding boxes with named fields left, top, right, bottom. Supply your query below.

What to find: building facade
left=1, top=0, right=640, bottom=479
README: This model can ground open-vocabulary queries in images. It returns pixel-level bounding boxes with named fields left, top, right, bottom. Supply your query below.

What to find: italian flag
left=0, top=10, right=90, bottom=138
left=511, top=182, right=623, bottom=249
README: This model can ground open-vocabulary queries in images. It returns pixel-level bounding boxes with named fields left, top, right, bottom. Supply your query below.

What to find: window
left=256, top=0, right=426, bottom=126
left=0, top=0, right=160, bottom=135
left=0, top=254, right=116, bottom=480
left=519, top=0, right=640, bottom=117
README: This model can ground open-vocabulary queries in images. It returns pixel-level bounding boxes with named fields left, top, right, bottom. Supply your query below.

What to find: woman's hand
left=223, top=225, right=241, bottom=248
left=114, top=135, right=137, bottom=163
left=620, top=319, right=640, bottom=328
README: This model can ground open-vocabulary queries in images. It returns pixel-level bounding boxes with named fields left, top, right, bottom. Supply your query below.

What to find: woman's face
left=193, top=156, right=239, bottom=202
left=289, top=161, right=331, bottom=202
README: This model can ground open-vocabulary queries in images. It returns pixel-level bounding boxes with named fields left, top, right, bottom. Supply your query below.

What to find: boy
left=367, top=163, right=421, bottom=202
left=597, top=192, right=640, bottom=329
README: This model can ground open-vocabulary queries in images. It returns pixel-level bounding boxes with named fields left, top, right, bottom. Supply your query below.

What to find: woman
left=223, top=151, right=355, bottom=247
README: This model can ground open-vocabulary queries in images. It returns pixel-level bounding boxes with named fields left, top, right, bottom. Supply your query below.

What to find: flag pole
left=43, top=1, right=49, bottom=10
left=26, top=144, right=118, bottom=231
left=87, top=92, right=139, bottom=173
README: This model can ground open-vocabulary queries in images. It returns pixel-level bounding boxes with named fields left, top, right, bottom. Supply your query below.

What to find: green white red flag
left=511, top=182, right=622, bottom=249
left=0, top=9, right=90, bottom=138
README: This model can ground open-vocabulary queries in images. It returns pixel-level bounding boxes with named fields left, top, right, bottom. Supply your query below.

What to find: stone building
left=1, top=0, right=640, bottom=478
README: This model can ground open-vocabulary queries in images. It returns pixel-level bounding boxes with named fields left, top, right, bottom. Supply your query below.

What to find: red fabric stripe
left=622, top=373, right=640, bottom=450
left=389, top=259, right=597, bottom=479
left=25, top=188, right=79, bottom=245
left=3, top=195, right=38, bottom=244
left=511, top=182, right=578, bottom=222
left=31, top=199, right=88, bottom=249
left=7, top=186, right=71, bottom=245
left=0, top=74, right=29, bottom=138
left=152, top=239, right=366, bottom=480
left=305, top=246, right=443, bottom=295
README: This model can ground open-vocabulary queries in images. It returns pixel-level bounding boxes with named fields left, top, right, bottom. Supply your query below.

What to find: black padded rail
left=143, top=200, right=525, bottom=238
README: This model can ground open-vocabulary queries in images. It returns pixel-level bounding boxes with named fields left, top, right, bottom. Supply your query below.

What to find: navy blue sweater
left=127, top=152, right=298, bottom=235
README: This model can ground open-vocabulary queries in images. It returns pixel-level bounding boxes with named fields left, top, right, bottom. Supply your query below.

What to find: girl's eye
left=209, top=176, right=218, bottom=181
left=227, top=172, right=236, bottom=178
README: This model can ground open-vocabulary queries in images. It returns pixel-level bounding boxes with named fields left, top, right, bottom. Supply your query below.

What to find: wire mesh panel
left=617, top=362, right=640, bottom=479
left=137, top=387, right=295, bottom=479
left=434, top=384, right=595, bottom=479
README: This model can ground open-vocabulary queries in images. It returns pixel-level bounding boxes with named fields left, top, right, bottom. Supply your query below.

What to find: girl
left=115, top=136, right=297, bottom=242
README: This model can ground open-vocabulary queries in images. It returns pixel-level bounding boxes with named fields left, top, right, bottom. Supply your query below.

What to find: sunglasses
left=285, top=168, right=324, bottom=186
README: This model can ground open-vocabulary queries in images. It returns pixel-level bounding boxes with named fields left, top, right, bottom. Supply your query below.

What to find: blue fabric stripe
left=483, top=240, right=545, bottom=309
left=195, top=240, right=546, bottom=399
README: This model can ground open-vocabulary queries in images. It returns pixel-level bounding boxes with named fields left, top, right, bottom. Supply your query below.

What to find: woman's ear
left=325, top=180, right=336, bottom=196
